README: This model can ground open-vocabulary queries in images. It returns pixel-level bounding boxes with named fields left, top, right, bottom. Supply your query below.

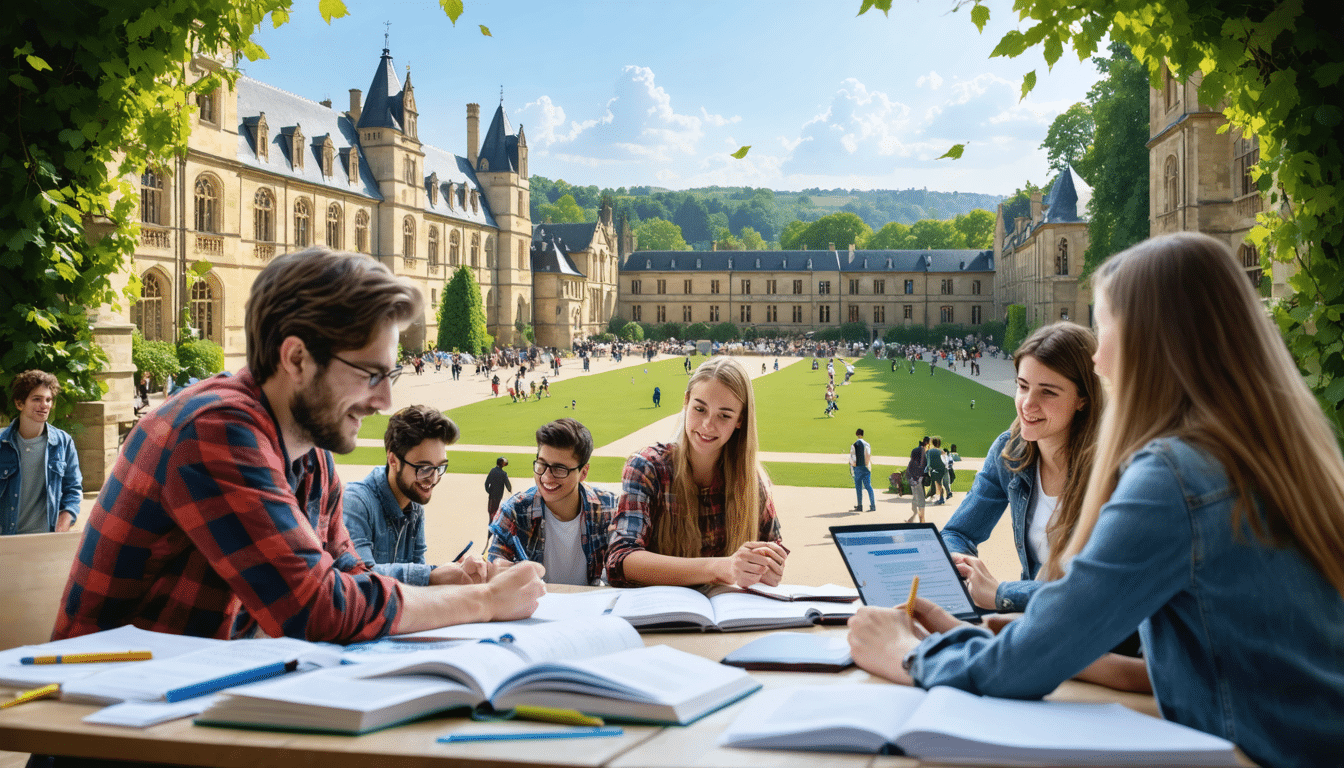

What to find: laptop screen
left=830, top=523, right=979, bottom=623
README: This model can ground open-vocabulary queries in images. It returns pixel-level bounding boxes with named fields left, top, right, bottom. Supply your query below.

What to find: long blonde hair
left=653, top=356, right=767, bottom=558
left=1051, top=232, right=1344, bottom=594
left=1001, top=322, right=1105, bottom=579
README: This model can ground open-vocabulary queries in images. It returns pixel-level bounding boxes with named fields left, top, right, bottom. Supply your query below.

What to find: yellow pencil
left=19, top=650, right=153, bottom=665
left=1, top=683, right=60, bottom=709
left=511, top=705, right=605, bottom=727
left=906, top=576, right=919, bottom=619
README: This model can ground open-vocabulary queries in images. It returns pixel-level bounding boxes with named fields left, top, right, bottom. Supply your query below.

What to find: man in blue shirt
left=1, top=370, right=82, bottom=535
left=344, top=405, right=482, bottom=585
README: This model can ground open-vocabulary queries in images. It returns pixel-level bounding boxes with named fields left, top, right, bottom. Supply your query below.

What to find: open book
left=717, top=583, right=859, bottom=603
left=611, top=586, right=854, bottom=631
left=197, top=617, right=760, bottom=734
left=719, top=684, right=1240, bottom=766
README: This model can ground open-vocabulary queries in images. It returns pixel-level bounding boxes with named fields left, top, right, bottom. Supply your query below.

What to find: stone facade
left=993, top=166, right=1092, bottom=328
left=1148, top=70, right=1285, bottom=295
left=530, top=203, right=621, bottom=347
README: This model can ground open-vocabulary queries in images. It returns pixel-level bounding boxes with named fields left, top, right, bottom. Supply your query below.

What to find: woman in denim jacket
left=941, top=323, right=1103, bottom=614
left=1, top=370, right=82, bottom=535
left=850, top=233, right=1344, bottom=768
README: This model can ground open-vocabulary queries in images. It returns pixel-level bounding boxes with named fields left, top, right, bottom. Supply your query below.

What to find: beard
left=394, top=465, right=433, bottom=505
left=291, top=373, right=357, bottom=454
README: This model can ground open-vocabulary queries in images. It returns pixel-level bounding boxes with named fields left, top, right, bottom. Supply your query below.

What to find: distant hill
left=529, top=177, right=1004, bottom=248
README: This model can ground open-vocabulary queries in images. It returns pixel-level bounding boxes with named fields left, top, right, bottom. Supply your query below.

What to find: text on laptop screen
left=834, top=527, right=975, bottom=616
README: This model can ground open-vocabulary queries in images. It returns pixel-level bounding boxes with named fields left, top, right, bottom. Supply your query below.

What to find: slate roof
left=622, top=249, right=993, bottom=274
left=235, top=78, right=381, bottom=199
left=530, top=228, right=587, bottom=277
left=420, top=143, right=497, bottom=227
left=1042, top=165, right=1092, bottom=224
left=533, top=222, right=598, bottom=252
left=477, top=103, right=519, bottom=173
left=356, top=49, right=405, bottom=131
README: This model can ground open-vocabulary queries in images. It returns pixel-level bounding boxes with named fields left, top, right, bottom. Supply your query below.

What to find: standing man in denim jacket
left=344, top=405, right=484, bottom=586
left=1, top=370, right=82, bottom=535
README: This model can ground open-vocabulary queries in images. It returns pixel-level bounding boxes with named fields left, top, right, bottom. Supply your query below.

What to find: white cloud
left=916, top=71, right=944, bottom=90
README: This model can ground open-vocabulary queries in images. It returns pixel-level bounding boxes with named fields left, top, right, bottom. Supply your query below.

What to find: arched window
left=293, top=198, right=311, bottom=247
left=355, top=209, right=369, bottom=253
left=470, top=233, right=480, bottom=267
left=141, top=170, right=166, bottom=225
left=403, top=217, right=416, bottom=259
left=450, top=230, right=461, bottom=265
left=326, top=203, right=342, bottom=248
left=485, top=235, right=495, bottom=268
left=190, top=275, right=222, bottom=344
left=1056, top=238, right=1069, bottom=275
left=253, top=189, right=274, bottom=241
left=131, top=270, right=167, bottom=341
left=1164, top=155, right=1180, bottom=213
left=428, top=226, right=440, bottom=266
left=194, top=176, right=220, bottom=232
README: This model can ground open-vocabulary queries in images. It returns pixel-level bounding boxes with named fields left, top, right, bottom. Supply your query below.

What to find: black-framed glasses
left=397, top=455, right=449, bottom=481
left=330, top=353, right=403, bottom=388
left=534, top=458, right=582, bottom=479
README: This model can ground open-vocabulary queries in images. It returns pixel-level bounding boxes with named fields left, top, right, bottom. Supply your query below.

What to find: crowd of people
left=7, top=233, right=1343, bottom=766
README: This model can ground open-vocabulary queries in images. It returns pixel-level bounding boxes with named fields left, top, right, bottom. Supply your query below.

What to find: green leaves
left=857, top=0, right=892, bottom=16
left=971, top=3, right=989, bottom=33
left=440, top=0, right=464, bottom=24
left=25, top=55, right=51, bottom=72
left=479, top=25, right=491, bottom=37
left=318, top=0, right=348, bottom=23
left=1020, top=70, right=1036, bottom=100
left=730, top=145, right=751, bottom=159
left=938, top=144, right=965, bottom=160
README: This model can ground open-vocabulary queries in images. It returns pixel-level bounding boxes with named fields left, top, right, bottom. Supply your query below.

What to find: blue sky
left=246, top=0, right=1104, bottom=197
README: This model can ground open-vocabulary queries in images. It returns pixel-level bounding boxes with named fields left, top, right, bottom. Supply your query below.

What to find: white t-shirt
left=542, top=506, right=588, bottom=586
left=1026, top=463, right=1059, bottom=572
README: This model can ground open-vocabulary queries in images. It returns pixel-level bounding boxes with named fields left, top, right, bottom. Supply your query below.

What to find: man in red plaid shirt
left=53, top=248, right=543, bottom=643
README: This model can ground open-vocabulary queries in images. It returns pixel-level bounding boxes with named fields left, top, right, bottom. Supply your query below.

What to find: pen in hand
left=906, top=576, right=920, bottom=619
left=452, top=541, right=474, bottom=563
left=510, top=533, right=529, bottom=562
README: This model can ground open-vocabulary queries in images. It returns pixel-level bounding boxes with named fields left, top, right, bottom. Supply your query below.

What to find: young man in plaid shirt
left=53, top=248, right=543, bottom=643
left=487, top=418, right=616, bottom=585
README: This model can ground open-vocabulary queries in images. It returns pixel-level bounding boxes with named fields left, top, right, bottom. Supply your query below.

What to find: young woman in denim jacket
left=941, top=322, right=1104, bottom=615
left=849, top=233, right=1344, bottom=768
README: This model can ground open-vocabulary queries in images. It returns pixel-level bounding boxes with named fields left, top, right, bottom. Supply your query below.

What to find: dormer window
left=886, top=258, right=892, bottom=268
left=254, top=114, right=269, bottom=161
left=479, top=158, right=489, bottom=172
left=344, top=147, right=359, bottom=184
left=806, top=258, right=812, bottom=269
left=427, top=172, right=439, bottom=205
left=727, top=258, right=733, bottom=269
left=755, top=258, right=760, bottom=268
left=782, top=258, right=787, bottom=268
left=670, top=259, right=676, bottom=269
left=446, top=182, right=456, bottom=210
left=696, top=258, right=702, bottom=268
left=645, top=259, right=651, bottom=269
left=470, top=189, right=478, bottom=213
left=291, top=125, right=304, bottom=170
left=319, top=136, right=334, bottom=177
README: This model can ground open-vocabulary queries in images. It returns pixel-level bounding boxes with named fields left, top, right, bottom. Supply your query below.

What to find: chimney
left=467, top=103, right=480, bottom=167
left=348, top=89, right=362, bottom=122
left=1030, top=190, right=1043, bottom=221
left=319, top=98, right=332, bottom=109
left=828, top=242, right=835, bottom=252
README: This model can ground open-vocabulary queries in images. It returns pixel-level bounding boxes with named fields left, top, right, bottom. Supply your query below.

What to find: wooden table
left=0, top=591, right=1175, bottom=768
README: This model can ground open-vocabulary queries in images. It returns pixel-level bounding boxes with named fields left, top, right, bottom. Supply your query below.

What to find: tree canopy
left=1040, top=102, right=1094, bottom=175
left=635, top=218, right=688, bottom=251
left=538, top=193, right=588, bottom=223
left=438, top=266, right=491, bottom=355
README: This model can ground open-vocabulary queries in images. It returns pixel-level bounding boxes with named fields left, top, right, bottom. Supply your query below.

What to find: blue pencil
left=510, top=533, right=529, bottom=561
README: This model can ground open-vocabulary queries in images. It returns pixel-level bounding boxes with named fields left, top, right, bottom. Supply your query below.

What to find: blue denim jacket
left=0, top=420, right=82, bottom=534
left=940, top=430, right=1042, bottom=611
left=909, top=437, right=1344, bottom=768
left=341, top=465, right=433, bottom=586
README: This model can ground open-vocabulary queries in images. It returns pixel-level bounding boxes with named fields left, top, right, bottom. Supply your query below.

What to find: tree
left=714, top=227, right=743, bottom=251
left=738, top=226, right=767, bottom=251
left=953, top=209, right=995, bottom=249
left=869, top=221, right=913, bottom=249
left=176, top=339, right=225, bottom=385
left=908, top=219, right=966, bottom=250
left=131, top=331, right=180, bottom=395
left=1040, top=102, right=1094, bottom=175
left=862, top=0, right=1344, bottom=427
left=438, top=266, right=491, bottom=355
left=673, top=197, right=712, bottom=246
left=634, top=218, right=688, bottom=251
left=1082, top=43, right=1151, bottom=273
left=778, top=220, right=809, bottom=250
left=619, top=321, right=644, bottom=342
left=538, top=193, right=588, bottom=223
left=708, top=322, right=740, bottom=342
left=606, top=315, right=627, bottom=335
left=839, top=321, right=869, bottom=342
left=684, top=322, right=711, bottom=339
left=797, top=212, right=872, bottom=251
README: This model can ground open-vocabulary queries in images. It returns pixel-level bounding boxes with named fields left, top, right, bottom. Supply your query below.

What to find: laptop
left=830, top=522, right=981, bottom=624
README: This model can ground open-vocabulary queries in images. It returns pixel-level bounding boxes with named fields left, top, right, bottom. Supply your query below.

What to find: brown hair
left=384, top=405, right=458, bottom=457
left=1001, top=322, right=1105, bottom=578
left=245, top=247, right=423, bottom=383
left=536, top=418, right=594, bottom=467
left=653, top=356, right=769, bottom=559
left=11, top=370, right=59, bottom=405
left=1055, top=232, right=1344, bottom=594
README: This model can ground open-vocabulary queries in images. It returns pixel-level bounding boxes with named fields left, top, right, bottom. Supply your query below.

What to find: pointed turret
left=357, top=48, right=404, bottom=131
left=476, top=102, right=518, bottom=173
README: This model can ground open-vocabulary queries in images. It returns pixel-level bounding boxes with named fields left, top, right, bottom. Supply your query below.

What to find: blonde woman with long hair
left=606, top=356, right=787, bottom=588
left=848, top=233, right=1344, bottom=767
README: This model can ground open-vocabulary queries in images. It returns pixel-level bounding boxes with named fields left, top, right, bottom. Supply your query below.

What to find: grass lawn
left=357, top=356, right=699, bottom=447
left=752, top=355, right=1014, bottom=456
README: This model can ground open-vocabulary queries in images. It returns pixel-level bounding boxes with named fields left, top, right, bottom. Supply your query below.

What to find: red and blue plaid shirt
left=606, top=442, right=781, bottom=587
left=486, top=483, right=617, bottom=585
left=52, top=369, right=401, bottom=642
